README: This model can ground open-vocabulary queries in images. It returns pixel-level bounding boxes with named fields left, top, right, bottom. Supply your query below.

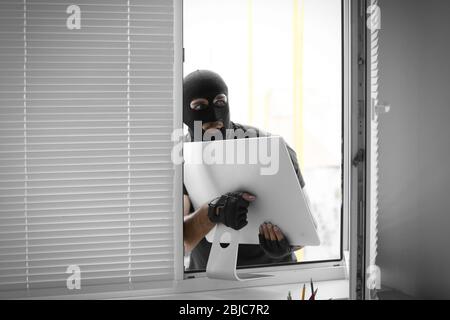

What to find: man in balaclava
left=183, top=70, right=306, bottom=271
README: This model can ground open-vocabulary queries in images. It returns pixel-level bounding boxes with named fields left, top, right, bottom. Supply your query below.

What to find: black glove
left=259, top=233, right=293, bottom=259
left=207, top=192, right=250, bottom=230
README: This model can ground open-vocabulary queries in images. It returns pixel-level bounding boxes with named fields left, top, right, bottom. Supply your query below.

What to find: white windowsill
left=16, top=264, right=346, bottom=300
left=120, top=280, right=349, bottom=300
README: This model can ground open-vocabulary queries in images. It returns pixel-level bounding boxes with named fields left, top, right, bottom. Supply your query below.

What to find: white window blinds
left=0, top=0, right=178, bottom=296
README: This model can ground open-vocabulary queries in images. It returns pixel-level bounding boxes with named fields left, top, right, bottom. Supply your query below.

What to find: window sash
left=0, top=0, right=354, bottom=299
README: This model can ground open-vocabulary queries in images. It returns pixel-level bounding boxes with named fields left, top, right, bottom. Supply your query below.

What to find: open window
left=0, top=0, right=377, bottom=300
left=183, top=0, right=344, bottom=274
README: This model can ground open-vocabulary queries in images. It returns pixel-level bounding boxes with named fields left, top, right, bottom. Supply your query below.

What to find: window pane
left=184, top=0, right=342, bottom=267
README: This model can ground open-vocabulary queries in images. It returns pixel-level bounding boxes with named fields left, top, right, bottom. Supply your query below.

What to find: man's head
left=183, top=70, right=230, bottom=141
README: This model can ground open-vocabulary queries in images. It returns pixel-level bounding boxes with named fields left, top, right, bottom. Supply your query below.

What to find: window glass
left=184, top=0, right=342, bottom=269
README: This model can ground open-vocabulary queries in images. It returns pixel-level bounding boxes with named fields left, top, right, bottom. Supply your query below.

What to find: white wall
left=378, top=0, right=450, bottom=299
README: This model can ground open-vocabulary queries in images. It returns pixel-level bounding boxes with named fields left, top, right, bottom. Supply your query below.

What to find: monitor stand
left=206, top=224, right=273, bottom=281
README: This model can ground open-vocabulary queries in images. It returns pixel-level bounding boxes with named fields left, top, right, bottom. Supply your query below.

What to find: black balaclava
left=183, top=70, right=231, bottom=141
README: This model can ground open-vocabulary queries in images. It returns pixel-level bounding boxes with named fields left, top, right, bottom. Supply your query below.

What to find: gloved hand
left=207, top=192, right=255, bottom=230
left=258, top=223, right=293, bottom=259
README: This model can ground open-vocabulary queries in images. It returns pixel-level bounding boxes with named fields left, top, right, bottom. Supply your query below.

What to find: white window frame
left=173, top=0, right=352, bottom=294
left=17, top=0, right=361, bottom=300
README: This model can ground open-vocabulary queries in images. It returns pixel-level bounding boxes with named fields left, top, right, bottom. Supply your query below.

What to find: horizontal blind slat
left=0, top=234, right=174, bottom=248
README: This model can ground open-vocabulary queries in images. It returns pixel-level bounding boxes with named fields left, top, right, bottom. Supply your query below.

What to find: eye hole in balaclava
left=189, top=98, right=209, bottom=111
left=183, top=70, right=231, bottom=141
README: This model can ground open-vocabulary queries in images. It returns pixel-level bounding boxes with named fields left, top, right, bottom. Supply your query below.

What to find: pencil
left=309, top=288, right=318, bottom=301
left=287, top=291, right=293, bottom=300
left=301, top=284, right=306, bottom=300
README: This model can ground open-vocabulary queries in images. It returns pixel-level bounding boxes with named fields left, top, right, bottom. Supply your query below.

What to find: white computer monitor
left=184, top=136, right=320, bottom=247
